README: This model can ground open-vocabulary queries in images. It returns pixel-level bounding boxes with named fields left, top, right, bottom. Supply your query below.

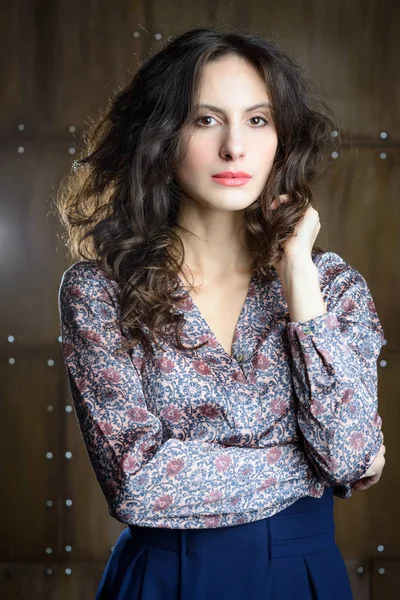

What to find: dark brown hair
left=54, top=25, right=339, bottom=354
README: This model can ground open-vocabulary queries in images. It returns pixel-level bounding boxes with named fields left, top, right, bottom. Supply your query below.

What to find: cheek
left=253, top=137, right=278, bottom=167
left=255, top=131, right=278, bottom=153
left=179, top=141, right=211, bottom=177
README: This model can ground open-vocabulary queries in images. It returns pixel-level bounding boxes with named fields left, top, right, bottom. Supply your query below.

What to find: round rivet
left=380, top=360, right=387, bottom=368
left=46, top=500, right=53, bottom=507
left=377, top=544, right=384, bottom=552
left=46, top=567, right=53, bottom=575
left=380, top=152, right=387, bottom=159
left=46, top=452, right=53, bottom=459
left=133, top=31, right=140, bottom=37
left=68, top=125, right=76, bottom=133
left=17, top=124, right=25, bottom=131
left=7, top=336, right=15, bottom=343
left=65, top=568, right=72, bottom=575
left=58, top=335, right=62, bottom=343
left=331, top=151, right=339, bottom=159
left=65, top=545, right=72, bottom=552
left=47, top=405, right=54, bottom=412
left=17, top=146, right=24, bottom=154
left=332, top=130, right=339, bottom=138
left=47, top=359, right=55, bottom=367
left=155, top=33, right=162, bottom=40
left=45, top=547, right=52, bottom=554
left=357, top=566, right=364, bottom=574
left=69, top=147, right=76, bottom=155
left=380, top=131, right=388, bottom=139
left=9, top=358, right=15, bottom=365
left=65, top=499, right=73, bottom=507
left=378, top=567, right=385, bottom=575
left=65, top=405, right=73, bottom=413
left=382, top=338, right=387, bottom=346
left=65, top=451, right=72, bottom=459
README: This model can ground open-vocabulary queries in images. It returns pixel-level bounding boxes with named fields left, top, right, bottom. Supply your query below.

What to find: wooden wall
left=0, top=0, right=399, bottom=597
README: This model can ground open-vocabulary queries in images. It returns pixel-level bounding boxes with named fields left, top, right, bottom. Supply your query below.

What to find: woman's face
left=174, top=55, right=278, bottom=213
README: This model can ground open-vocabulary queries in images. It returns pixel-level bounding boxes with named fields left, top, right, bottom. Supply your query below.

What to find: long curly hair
left=54, top=25, right=340, bottom=355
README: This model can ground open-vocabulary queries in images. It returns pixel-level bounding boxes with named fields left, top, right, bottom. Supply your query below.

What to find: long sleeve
left=286, top=252, right=384, bottom=498
left=58, top=261, right=312, bottom=529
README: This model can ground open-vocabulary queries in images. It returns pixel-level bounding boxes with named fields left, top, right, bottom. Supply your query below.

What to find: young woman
left=56, top=26, right=386, bottom=600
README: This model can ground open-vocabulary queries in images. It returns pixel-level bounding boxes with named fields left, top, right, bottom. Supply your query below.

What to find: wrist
left=275, top=254, right=317, bottom=280
left=275, top=255, right=325, bottom=323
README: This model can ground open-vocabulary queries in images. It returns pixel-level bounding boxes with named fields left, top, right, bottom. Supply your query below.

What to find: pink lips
left=212, top=171, right=252, bottom=187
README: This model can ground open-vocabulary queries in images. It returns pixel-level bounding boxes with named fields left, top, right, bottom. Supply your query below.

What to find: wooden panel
left=0, top=347, right=63, bottom=560
left=0, top=141, right=75, bottom=344
left=0, top=0, right=148, bottom=133
left=345, top=558, right=371, bottom=600
left=314, top=147, right=399, bottom=350
left=371, top=559, right=400, bottom=599
left=0, top=563, right=104, bottom=600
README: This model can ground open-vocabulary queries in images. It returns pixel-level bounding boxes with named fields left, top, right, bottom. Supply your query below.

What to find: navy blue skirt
left=96, top=488, right=353, bottom=599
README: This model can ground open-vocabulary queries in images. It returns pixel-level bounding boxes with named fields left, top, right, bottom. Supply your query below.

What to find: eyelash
left=195, top=114, right=269, bottom=127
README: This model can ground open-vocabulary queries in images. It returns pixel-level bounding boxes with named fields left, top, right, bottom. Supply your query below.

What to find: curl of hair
left=54, top=25, right=340, bottom=355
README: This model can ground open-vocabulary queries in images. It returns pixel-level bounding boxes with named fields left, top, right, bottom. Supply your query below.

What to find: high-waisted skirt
left=95, top=487, right=353, bottom=599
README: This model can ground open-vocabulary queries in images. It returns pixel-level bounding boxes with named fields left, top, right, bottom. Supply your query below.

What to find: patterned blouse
left=58, top=251, right=384, bottom=530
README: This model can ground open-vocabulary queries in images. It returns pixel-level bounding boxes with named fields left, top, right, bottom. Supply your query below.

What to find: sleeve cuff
left=287, top=311, right=340, bottom=343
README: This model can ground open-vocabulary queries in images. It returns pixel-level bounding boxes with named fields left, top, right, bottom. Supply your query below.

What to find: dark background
left=0, top=1, right=399, bottom=598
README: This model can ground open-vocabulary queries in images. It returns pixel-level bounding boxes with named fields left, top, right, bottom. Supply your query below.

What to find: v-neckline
left=176, top=269, right=258, bottom=359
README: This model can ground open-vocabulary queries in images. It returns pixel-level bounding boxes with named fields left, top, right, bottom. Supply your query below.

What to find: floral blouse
left=58, top=251, right=384, bottom=530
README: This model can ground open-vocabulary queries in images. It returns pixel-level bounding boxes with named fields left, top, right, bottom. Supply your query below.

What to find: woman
left=56, top=26, right=386, bottom=600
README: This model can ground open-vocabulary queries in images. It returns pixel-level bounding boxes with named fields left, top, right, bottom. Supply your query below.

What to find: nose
left=219, top=127, right=245, bottom=161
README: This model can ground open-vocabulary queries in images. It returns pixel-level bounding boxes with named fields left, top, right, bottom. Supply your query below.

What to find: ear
left=271, top=194, right=290, bottom=210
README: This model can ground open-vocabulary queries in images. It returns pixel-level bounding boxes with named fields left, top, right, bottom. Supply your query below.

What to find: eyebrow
left=196, top=102, right=272, bottom=113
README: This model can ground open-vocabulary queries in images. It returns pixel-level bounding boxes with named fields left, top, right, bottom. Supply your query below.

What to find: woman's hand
left=270, top=196, right=321, bottom=263
left=351, top=440, right=386, bottom=492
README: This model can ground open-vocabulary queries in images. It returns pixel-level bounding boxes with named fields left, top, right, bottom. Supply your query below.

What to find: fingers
left=361, top=444, right=386, bottom=479
left=351, top=435, right=386, bottom=492
left=270, top=195, right=289, bottom=210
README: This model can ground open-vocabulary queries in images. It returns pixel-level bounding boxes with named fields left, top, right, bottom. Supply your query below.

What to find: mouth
left=211, top=176, right=251, bottom=187
left=212, top=171, right=251, bottom=178
left=211, top=172, right=252, bottom=187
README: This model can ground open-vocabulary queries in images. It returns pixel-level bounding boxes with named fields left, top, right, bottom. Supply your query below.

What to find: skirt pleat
left=95, top=488, right=353, bottom=600
left=96, top=531, right=150, bottom=599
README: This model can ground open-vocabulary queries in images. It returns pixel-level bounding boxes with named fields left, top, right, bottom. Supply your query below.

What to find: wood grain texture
left=0, top=1, right=398, bottom=598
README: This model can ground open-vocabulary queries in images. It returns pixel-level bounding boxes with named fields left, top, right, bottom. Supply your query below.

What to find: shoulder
left=313, top=250, right=349, bottom=272
left=59, top=260, right=118, bottom=304
left=313, top=250, right=366, bottom=288
left=60, top=259, right=109, bottom=285
left=312, top=251, right=377, bottom=318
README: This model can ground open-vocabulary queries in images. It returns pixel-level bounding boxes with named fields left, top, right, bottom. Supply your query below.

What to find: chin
left=206, top=197, right=258, bottom=211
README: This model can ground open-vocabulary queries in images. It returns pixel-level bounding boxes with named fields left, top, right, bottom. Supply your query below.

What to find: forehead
left=197, top=55, right=270, bottom=102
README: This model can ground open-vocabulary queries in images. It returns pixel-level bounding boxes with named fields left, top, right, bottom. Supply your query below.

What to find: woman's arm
left=59, top=261, right=310, bottom=528
left=282, top=251, right=384, bottom=490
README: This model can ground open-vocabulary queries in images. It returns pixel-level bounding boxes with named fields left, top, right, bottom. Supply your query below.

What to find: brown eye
left=196, top=115, right=217, bottom=126
left=249, top=116, right=268, bottom=126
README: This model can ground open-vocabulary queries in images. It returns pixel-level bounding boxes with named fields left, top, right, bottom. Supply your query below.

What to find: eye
left=195, top=114, right=269, bottom=127
left=249, top=116, right=269, bottom=126
left=195, top=115, right=218, bottom=127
